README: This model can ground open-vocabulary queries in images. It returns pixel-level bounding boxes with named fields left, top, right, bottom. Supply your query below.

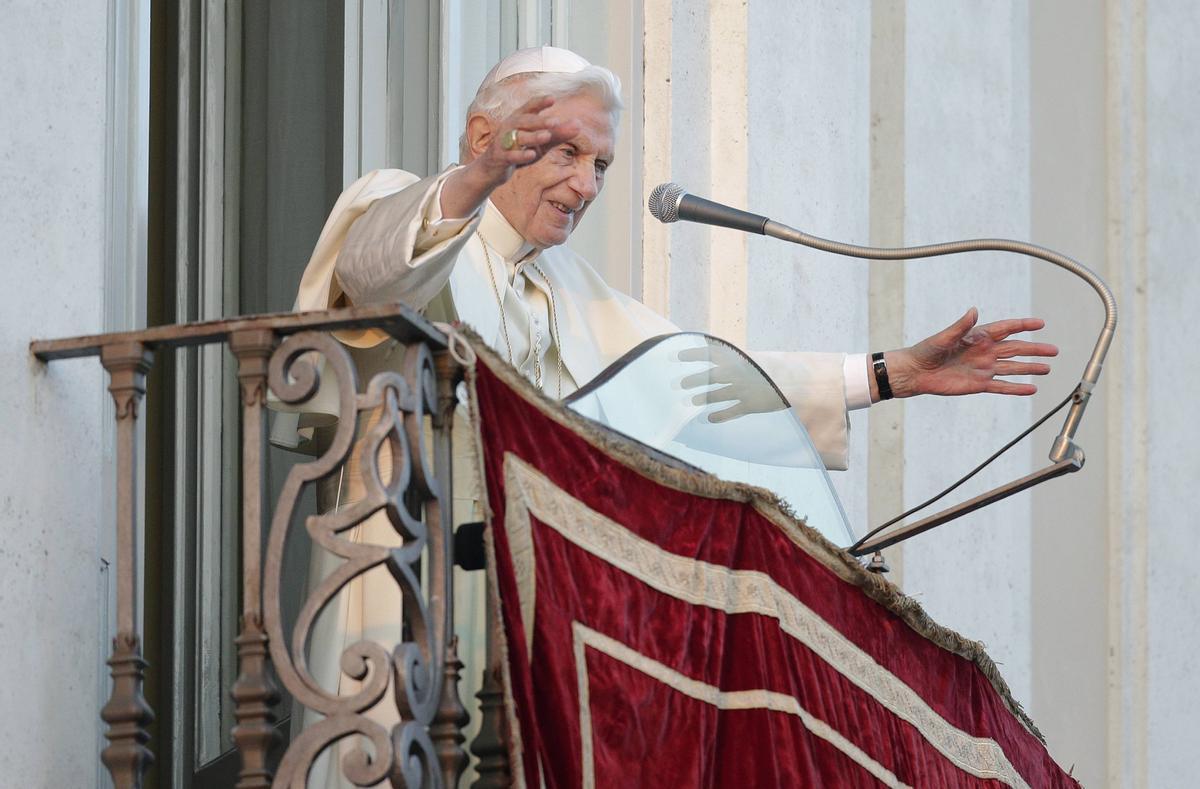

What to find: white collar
left=480, top=200, right=537, bottom=263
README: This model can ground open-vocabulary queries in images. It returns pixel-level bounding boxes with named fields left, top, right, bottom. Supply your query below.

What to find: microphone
left=648, top=182, right=770, bottom=235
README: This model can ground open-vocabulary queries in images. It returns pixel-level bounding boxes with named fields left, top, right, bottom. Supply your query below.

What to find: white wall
left=1028, top=0, right=1110, bottom=783
left=1138, top=0, right=1200, bottom=783
left=901, top=0, right=1034, bottom=704
left=0, top=3, right=120, bottom=786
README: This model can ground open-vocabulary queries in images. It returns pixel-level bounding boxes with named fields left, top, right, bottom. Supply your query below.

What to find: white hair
left=458, top=65, right=624, bottom=161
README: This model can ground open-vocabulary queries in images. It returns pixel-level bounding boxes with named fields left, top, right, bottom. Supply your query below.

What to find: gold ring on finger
left=501, top=129, right=520, bottom=150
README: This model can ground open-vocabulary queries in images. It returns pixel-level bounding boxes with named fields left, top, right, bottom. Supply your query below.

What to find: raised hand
left=882, top=307, right=1058, bottom=400
left=442, top=95, right=582, bottom=219
left=478, top=96, right=581, bottom=181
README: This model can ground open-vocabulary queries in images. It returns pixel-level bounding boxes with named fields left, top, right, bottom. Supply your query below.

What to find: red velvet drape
left=473, top=358, right=1079, bottom=789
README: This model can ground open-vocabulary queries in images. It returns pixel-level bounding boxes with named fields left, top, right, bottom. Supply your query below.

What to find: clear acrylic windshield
left=564, top=333, right=853, bottom=546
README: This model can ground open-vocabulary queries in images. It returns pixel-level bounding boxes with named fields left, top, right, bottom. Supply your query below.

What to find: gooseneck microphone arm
left=648, top=182, right=1118, bottom=556
left=763, top=220, right=1118, bottom=468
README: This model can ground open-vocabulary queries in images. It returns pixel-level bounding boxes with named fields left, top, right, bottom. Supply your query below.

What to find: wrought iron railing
left=32, top=304, right=497, bottom=789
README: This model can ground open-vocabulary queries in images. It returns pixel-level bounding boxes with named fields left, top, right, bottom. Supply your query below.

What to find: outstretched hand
left=883, top=308, right=1058, bottom=400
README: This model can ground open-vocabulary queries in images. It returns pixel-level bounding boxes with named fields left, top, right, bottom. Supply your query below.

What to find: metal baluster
left=99, top=341, right=156, bottom=789
left=229, top=329, right=281, bottom=787
left=430, top=353, right=469, bottom=787
left=470, top=600, right=511, bottom=789
left=434, top=638, right=471, bottom=787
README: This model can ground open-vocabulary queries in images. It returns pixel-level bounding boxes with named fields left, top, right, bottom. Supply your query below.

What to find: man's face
left=490, top=91, right=616, bottom=250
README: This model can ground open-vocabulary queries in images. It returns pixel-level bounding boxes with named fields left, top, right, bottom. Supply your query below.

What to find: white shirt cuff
left=416, top=171, right=475, bottom=251
left=843, top=353, right=872, bottom=411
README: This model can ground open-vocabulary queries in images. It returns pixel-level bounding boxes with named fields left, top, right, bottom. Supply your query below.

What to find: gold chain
left=478, top=233, right=515, bottom=368
left=477, top=232, right=563, bottom=398
left=528, top=259, right=564, bottom=400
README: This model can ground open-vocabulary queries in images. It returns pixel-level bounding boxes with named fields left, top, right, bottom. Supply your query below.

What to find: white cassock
left=280, top=166, right=871, bottom=786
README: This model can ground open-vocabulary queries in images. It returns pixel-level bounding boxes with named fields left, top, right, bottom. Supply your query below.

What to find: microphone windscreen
left=648, top=182, right=685, bottom=223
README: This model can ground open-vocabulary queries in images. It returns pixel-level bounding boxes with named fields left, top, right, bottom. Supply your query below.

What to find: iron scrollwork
left=263, top=331, right=451, bottom=788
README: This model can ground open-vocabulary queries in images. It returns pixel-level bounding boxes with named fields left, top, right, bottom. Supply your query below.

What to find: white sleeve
left=843, top=352, right=873, bottom=411
left=414, top=175, right=474, bottom=255
left=335, top=166, right=481, bottom=311
left=749, top=350, right=851, bottom=471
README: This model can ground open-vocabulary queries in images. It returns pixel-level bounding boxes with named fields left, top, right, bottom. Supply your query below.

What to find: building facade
left=2, top=1, right=1196, bottom=786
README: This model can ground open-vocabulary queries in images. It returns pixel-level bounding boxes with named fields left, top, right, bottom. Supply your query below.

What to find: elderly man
left=287, top=46, right=1056, bottom=786
left=292, top=46, right=1055, bottom=470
